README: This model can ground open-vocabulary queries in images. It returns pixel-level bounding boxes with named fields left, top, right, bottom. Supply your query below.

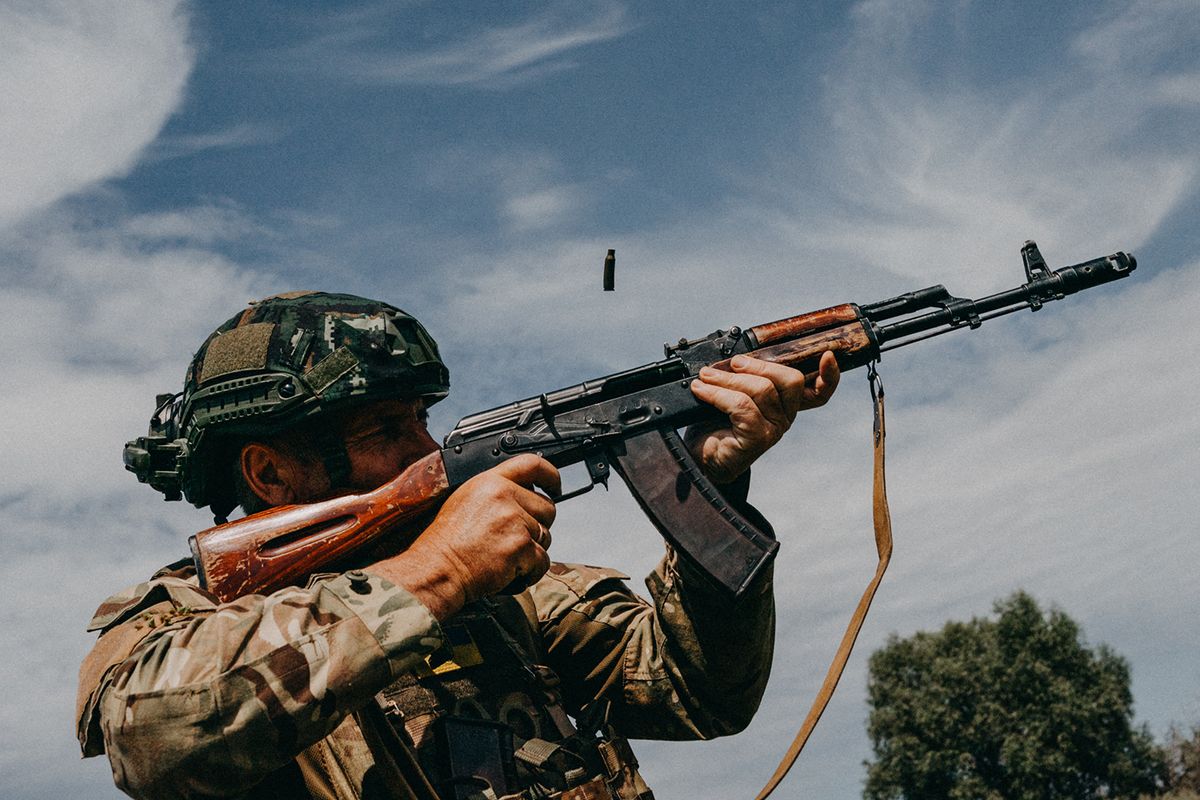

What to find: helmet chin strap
left=211, top=499, right=237, bottom=526
left=312, top=426, right=353, bottom=493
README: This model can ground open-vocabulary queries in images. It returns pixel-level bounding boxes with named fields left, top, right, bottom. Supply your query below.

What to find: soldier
left=77, top=292, right=839, bottom=800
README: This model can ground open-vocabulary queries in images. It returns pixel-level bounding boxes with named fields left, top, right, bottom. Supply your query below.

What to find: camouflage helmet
left=123, top=291, right=449, bottom=520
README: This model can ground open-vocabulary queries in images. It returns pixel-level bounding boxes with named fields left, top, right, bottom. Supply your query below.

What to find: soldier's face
left=252, top=397, right=439, bottom=506
left=335, top=397, right=439, bottom=494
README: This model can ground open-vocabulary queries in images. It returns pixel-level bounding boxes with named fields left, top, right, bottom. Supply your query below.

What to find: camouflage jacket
left=78, top=527, right=775, bottom=799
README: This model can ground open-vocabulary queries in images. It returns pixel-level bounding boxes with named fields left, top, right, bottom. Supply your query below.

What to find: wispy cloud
left=1071, top=0, right=1200, bottom=72
left=275, top=1, right=632, bottom=89
left=488, top=154, right=590, bottom=232
left=119, top=200, right=275, bottom=245
left=1151, top=72, right=1200, bottom=107
left=0, top=211, right=272, bottom=498
left=753, top=0, right=1200, bottom=288
left=503, top=186, right=582, bottom=231
left=415, top=148, right=594, bottom=238
left=144, top=121, right=283, bottom=162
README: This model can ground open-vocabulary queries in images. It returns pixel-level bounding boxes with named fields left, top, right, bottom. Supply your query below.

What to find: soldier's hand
left=686, top=351, right=839, bottom=484
left=368, top=454, right=559, bottom=619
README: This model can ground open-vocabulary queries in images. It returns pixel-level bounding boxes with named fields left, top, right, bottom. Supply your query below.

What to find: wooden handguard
left=747, top=320, right=875, bottom=372
left=748, top=303, right=860, bottom=348
left=190, top=450, right=450, bottom=602
left=719, top=318, right=876, bottom=376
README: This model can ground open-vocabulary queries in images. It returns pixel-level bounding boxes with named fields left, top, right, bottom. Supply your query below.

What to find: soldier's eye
left=379, top=422, right=406, bottom=440
left=349, top=424, right=396, bottom=446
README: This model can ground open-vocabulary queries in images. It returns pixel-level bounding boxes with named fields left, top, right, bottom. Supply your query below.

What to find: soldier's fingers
left=728, top=355, right=810, bottom=418
left=689, top=379, right=780, bottom=442
left=531, top=523, right=552, bottom=550
left=513, top=508, right=552, bottom=550
left=696, top=365, right=789, bottom=429
left=514, top=515, right=553, bottom=581
left=494, top=453, right=562, bottom=498
left=512, top=483, right=557, bottom=529
left=800, top=351, right=840, bottom=408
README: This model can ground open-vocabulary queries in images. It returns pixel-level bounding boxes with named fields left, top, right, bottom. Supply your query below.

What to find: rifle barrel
left=874, top=251, right=1135, bottom=349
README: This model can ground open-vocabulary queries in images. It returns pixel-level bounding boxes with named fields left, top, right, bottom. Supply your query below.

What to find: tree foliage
left=864, top=591, right=1165, bottom=799
left=1154, top=725, right=1200, bottom=799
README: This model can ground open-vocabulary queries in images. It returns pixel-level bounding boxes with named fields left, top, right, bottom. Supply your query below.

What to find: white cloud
left=0, top=217, right=271, bottom=501
left=0, top=0, right=193, bottom=229
left=1152, top=72, right=1200, bottom=108
left=415, top=147, right=596, bottom=242
left=503, top=186, right=582, bottom=231
left=279, top=1, right=632, bottom=89
left=120, top=201, right=274, bottom=245
left=1071, top=0, right=1200, bottom=73
left=487, top=152, right=592, bottom=233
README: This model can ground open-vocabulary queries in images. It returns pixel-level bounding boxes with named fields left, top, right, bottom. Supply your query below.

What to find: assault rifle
left=191, top=242, right=1135, bottom=603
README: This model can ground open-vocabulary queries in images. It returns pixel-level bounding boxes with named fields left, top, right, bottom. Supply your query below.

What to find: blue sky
left=1, top=2, right=1198, bottom=798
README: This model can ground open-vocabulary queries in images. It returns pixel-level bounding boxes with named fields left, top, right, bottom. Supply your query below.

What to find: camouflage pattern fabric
left=533, top=551, right=774, bottom=742
left=78, top=566, right=443, bottom=798
left=79, top=549, right=774, bottom=800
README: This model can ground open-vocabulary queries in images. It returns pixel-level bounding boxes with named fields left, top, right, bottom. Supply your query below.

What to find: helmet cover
left=123, top=291, right=449, bottom=516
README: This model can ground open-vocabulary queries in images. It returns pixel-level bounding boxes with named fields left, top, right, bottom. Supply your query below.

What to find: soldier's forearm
left=637, top=549, right=776, bottom=737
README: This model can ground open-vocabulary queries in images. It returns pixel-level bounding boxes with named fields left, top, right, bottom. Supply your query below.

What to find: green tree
left=1153, top=725, right=1200, bottom=799
left=864, top=592, right=1165, bottom=800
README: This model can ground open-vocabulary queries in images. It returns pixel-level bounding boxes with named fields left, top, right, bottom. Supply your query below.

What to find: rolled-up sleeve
left=80, top=572, right=442, bottom=800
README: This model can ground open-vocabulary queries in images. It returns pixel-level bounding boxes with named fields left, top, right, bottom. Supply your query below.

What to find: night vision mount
left=123, top=393, right=188, bottom=501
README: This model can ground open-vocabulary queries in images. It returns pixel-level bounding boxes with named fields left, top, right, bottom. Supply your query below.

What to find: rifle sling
left=754, top=368, right=893, bottom=799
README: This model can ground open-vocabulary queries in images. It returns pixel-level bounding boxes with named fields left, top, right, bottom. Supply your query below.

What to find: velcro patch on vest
left=304, top=346, right=359, bottom=395
left=199, top=322, right=275, bottom=384
left=425, top=622, right=484, bottom=675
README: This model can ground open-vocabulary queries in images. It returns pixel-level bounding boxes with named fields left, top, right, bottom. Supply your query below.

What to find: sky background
left=1, top=1, right=1197, bottom=798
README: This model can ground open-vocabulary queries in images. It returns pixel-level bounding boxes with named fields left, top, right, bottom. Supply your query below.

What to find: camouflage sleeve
left=529, top=475, right=776, bottom=741
left=79, top=571, right=443, bottom=800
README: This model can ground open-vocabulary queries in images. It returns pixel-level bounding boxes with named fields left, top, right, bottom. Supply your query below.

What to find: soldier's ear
left=239, top=442, right=303, bottom=507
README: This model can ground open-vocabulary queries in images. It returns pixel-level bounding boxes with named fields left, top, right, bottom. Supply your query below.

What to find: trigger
left=549, top=456, right=610, bottom=502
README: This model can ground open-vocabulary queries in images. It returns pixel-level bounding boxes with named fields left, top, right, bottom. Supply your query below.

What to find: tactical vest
left=376, top=596, right=653, bottom=800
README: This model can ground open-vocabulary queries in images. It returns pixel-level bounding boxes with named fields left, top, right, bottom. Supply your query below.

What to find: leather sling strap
left=754, top=365, right=894, bottom=800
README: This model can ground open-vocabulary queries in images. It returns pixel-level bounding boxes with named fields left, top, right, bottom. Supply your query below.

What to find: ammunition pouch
left=375, top=598, right=653, bottom=800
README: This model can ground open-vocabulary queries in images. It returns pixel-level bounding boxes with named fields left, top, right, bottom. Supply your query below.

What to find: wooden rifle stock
left=190, top=450, right=450, bottom=602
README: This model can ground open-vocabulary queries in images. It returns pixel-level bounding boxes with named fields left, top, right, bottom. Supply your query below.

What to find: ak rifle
left=190, top=241, right=1136, bottom=602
